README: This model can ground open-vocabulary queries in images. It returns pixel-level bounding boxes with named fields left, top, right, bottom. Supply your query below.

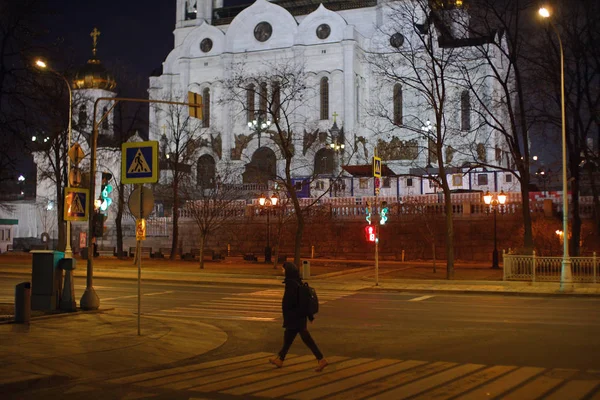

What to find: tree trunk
left=571, top=169, right=582, bottom=256
left=198, top=233, right=205, bottom=269
left=170, top=178, right=179, bottom=260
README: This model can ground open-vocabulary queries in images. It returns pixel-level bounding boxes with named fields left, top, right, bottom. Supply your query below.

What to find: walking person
left=270, top=262, right=328, bottom=372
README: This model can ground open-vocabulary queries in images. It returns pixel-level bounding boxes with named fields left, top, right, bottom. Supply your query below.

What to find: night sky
left=46, top=1, right=254, bottom=91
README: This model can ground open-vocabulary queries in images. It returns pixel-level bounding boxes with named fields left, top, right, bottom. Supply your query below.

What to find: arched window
left=202, top=88, right=210, bottom=128
left=197, top=154, right=216, bottom=188
left=320, top=77, right=329, bottom=120
left=393, top=84, right=403, bottom=125
left=461, top=90, right=470, bottom=131
left=246, top=84, right=255, bottom=122
left=259, top=82, right=268, bottom=117
left=78, top=105, right=87, bottom=128
left=101, top=107, right=109, bottom=130
left=271, top=81, right=280, bottom=121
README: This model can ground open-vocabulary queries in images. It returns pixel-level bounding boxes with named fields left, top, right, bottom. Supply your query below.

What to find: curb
left=360, top=286, right=600, bottom=298
left=0, top=308, right=114, bottom=325
left=0, top=373, right=71, bottom=394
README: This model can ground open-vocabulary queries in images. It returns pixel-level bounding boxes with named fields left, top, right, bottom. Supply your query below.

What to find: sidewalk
left=1, top=253, right=599, bottom=296
left=0, top=307, right=227, bottom=392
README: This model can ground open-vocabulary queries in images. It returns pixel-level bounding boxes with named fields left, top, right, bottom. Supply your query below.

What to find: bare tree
left=367, top=0, right=469, bottom=278
left=452, top=0, right=546, bottom=254
left=183, top=164, right=246, bottom=269
left=152, top=93, right=203, bottom=259
left=221, top=58, right=357, bottom=266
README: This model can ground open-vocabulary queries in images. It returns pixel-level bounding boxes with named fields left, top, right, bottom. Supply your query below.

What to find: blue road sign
left=64, top=188, right=89, bottom=221
left=122, top=141, right=159, bottom=184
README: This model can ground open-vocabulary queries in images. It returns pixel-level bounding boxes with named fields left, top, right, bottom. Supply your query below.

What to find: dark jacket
left=281, top=262, right=311, bottom=330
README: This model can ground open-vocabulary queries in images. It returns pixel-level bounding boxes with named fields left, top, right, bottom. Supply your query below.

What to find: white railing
left=504, top=251, right=599, bottom=283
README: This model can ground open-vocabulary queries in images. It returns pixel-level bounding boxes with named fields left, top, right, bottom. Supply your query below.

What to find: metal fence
left=504, top=251, right=599, bottom=283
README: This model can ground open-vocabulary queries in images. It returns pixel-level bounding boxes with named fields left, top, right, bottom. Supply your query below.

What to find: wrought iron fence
left=504, top=251, right=599, bottom=283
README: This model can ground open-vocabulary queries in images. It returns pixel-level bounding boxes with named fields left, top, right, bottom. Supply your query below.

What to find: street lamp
left=539, top=6, right=572, bottom=291
left=258, top=193, right=278, bottom=263
left=34, top=58, right=74, bottom=259
left=248, top=113, right=271, bottom=148
left=17, top=175, right=25, bottom=197
left=483, top=190, right=507, bottom=269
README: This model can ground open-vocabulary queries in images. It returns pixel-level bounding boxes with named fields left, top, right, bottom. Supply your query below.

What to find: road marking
left=105, top=352, right=600, bottom=400
left=101, top=291, right=173, bottom=302
left=408, top=295, right=435, bottom=302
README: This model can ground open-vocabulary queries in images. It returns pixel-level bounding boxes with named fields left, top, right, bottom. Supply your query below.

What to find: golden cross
left=332, top=111, right=338, bottom=123
left=90, top=27, right=101, bottom=56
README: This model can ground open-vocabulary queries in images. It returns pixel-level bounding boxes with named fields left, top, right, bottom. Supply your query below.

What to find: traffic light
left=100, top=172, right=113, bottom=211
left=365, top=201, right=372, bottom=225
left=380, top=201, right=389, bottom=225
left=365, top=225, right=376, bottom=242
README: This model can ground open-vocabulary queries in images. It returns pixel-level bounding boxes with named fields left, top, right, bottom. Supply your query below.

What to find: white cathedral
left=149, top=0, right=519, bottom=198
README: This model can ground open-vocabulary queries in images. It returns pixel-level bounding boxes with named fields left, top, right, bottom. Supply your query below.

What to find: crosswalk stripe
left=543, top=379, right=600, bottom=400
left=501, top=369, right=577, bottom=400
left=219, top=358, right=371, bottom=397
left=253, top=358, right=389, bottom=398
left=108, top=352, right=600, bottom=400
left=290, top=359, right=425, bottom=399
left=453, top=366, right=545, bottom=400
left=149, top=288, right=357, bottom=323
left=107, top=352, right=273, bottom=385
left=411, top=365, right=516, bottom=400
left=375, top=363, right=486, bottom=400
left=222, top=356, right=350, bottom=396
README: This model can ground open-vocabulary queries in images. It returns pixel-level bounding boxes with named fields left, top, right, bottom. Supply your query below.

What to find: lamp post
left=539, top=6, right=572, bottom=291
left=248, top=113, right=271, bottom=148
left=35, top=59, right=73, bottom=258
left=259, top=193, right=278, bottom=263
left=17, top=175, right=25, bottom=198
left=484, top=190, right=507, bottom=269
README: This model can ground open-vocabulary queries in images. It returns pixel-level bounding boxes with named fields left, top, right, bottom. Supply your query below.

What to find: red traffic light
left=364, top=225, right=376, bottom=242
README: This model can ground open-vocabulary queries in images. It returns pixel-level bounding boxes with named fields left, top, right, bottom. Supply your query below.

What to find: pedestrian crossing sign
left=122, top=141, right=159, bottom=184
left=64, top=188, right=89, bottom=221
left=373, top=156, right=382, bottom=178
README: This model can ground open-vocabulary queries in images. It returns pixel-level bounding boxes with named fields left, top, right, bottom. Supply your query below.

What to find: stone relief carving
left=445, top=145, right=455, bottom=164
left=355, top=136, right=368, bottom=160
left=231, top=133, right=252, bottom=160
left=377, top=138, right=418, bottom=161
left=272, top=131, right=295, bottom=157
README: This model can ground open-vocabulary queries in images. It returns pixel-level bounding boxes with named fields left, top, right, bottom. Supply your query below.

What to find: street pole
left=265, top=206, right=271, bottom=263
left=539, top=7, right=572, bottom=292
left=492, top=207, right=499, bottom=269
left=375, top=190, right=379, bottom=286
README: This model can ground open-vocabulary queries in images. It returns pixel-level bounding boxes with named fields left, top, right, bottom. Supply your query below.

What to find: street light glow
left=539, top=7, right=550, bottom=18
left=35, top=59, right=47, bottom=69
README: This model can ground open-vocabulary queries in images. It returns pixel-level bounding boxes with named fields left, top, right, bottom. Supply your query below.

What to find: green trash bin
left=30, top=250, right=64, bottom=311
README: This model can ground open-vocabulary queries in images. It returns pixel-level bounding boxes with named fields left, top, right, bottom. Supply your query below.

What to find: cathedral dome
left=73, top=58, right=117, bottom=90
left=72, top=27, right=117, bottom=91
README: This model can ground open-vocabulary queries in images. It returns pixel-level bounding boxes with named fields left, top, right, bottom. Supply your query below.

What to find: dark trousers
left=278, top=328, right=323, bottom=361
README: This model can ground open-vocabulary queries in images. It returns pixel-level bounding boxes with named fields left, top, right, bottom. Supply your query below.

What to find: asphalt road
left=2, top=274, right=599, bottom=372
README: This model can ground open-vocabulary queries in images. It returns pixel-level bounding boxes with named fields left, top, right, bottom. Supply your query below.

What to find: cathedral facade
left=149, top=0, right=519, bottom=198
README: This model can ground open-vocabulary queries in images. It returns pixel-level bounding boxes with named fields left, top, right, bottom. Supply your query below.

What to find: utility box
left=302, top=260, right=310, bottom=279
left=31, top=250, right=64, bottom=311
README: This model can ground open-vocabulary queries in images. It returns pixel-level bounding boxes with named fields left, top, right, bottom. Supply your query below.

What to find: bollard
left=15, top=282, right=31, bottom=324
left=311, top=245, right=315, bottom=259
left=302, top=260, right=310, bottom=279
left=402, top=249, right=405, bottom=262
left=59, top=258, right=77, bottom=311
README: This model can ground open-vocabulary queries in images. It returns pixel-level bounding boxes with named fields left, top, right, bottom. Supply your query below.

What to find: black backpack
left=298, top=282, right=319, bottom=316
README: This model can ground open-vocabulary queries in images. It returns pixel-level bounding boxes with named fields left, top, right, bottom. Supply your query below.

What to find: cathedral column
left=342, top=40, right=356, bottom=133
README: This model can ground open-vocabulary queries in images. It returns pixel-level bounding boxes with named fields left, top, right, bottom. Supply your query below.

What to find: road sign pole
left=138, top=183, right=143, bottom=336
